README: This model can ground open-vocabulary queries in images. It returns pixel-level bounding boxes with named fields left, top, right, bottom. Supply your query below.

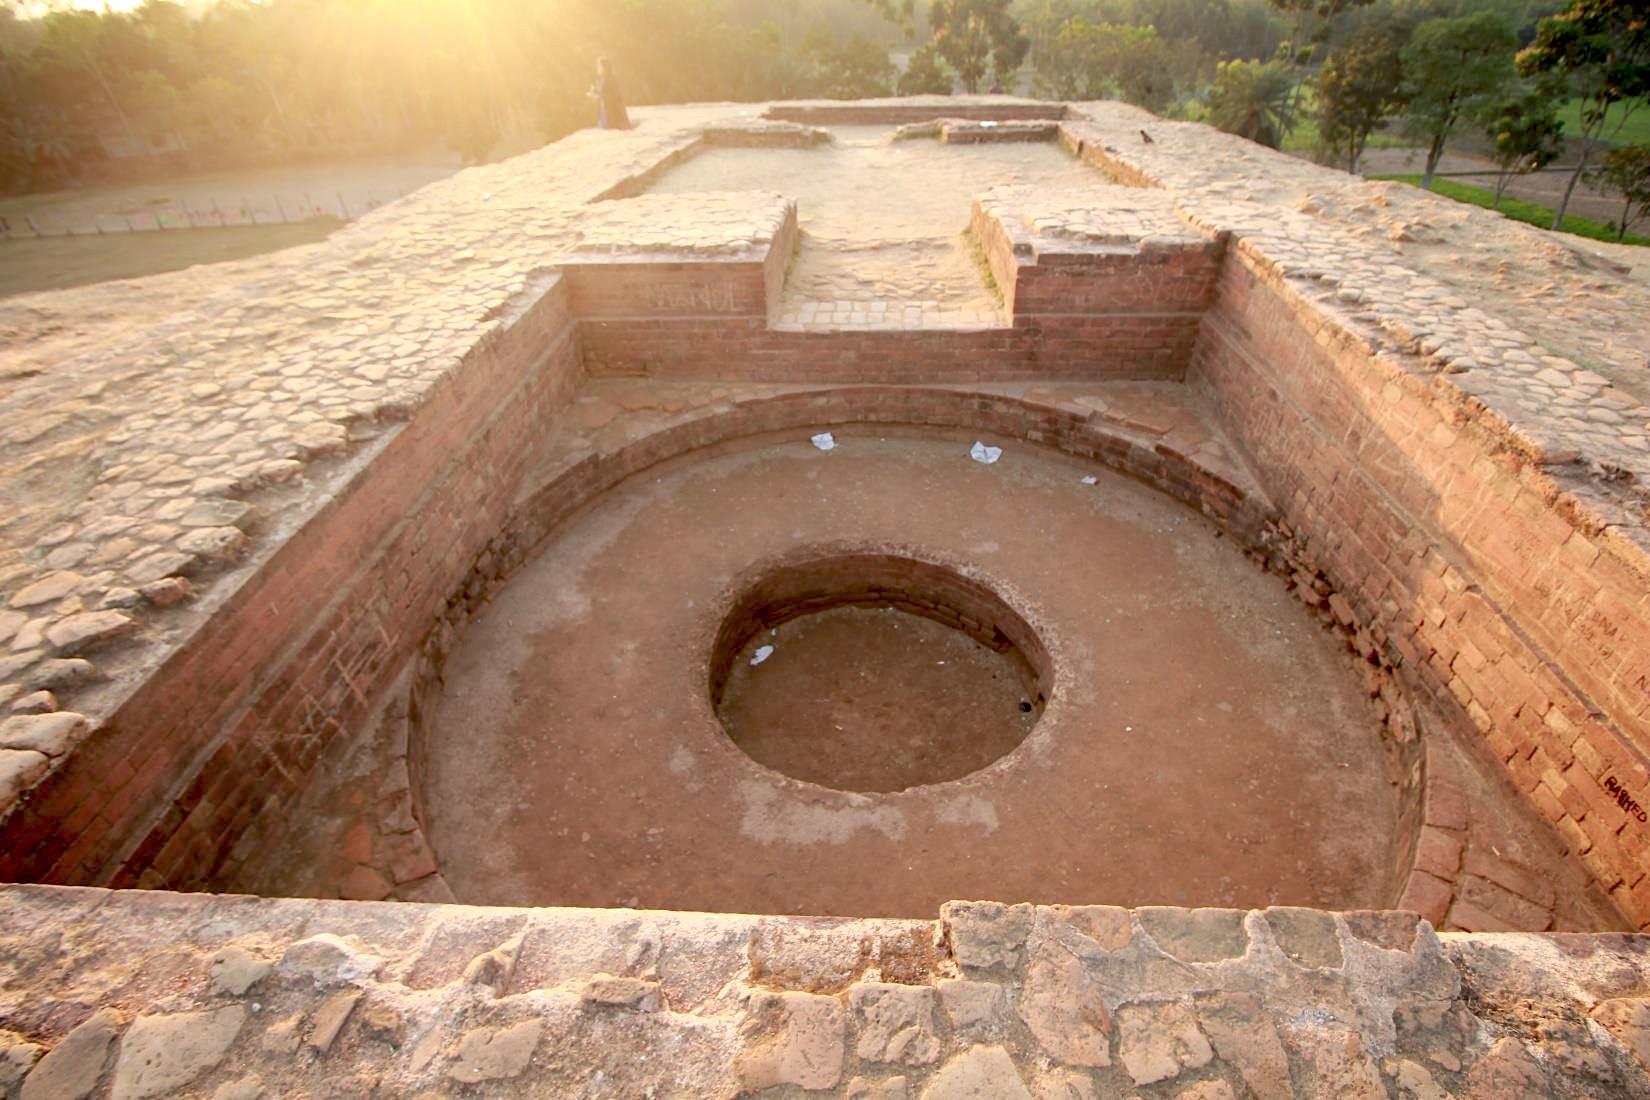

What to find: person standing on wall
left=590, top=58, right=631, bottom=130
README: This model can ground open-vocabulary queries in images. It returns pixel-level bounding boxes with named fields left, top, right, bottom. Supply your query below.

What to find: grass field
left=1556, top=99, right=1650, bottom=147
left=1372, top=173, right=1650, bottom=246
left=0, top=220, right=339, bottom=299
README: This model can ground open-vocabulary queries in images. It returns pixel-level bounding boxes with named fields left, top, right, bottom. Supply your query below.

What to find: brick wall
left=0, top=278, right=585, bottom=891
left=1192, top=248, right=1650, bottom=927
left=579, top=317, right=1200, bottom=382
left=970, top=200, right=1221, bottom=319
left=766, top=103, right=1066, bottom=126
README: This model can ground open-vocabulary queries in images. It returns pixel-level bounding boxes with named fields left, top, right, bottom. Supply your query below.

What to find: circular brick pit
left=709, top=554, right=1051, bottom=792
left=410, top=428, right=1413, bottom=917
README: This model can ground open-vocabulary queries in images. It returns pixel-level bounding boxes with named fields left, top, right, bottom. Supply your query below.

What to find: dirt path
left=1357, top=147, right=1632, bottom=230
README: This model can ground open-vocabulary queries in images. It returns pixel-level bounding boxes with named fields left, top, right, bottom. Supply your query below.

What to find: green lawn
left=1556, top=99, right=1650, bottom=147
left=1371, top=173, right=1650, bottom=246
left=0, top=219, right=338, bottom=298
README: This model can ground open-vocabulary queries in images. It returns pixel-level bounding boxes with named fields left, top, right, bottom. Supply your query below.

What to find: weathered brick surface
left=1193, top=250, right=1650, bottom=927
left=0, top=281, right=582, bottom=889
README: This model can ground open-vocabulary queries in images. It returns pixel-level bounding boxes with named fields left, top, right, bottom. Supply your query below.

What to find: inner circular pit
left=709, top=554, right=1051, bottom=792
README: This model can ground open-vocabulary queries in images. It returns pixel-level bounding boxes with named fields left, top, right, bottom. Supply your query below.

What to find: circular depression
left=417, top=427, right=1407, bottom=916
left=709, top=554, right=1052, bottom=792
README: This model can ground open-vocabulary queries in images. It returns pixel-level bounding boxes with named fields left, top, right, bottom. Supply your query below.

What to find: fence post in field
left=212, top=199, right=226, bottom=227
left=337, top=191, right=350, bottom=220
left=25, top=214, right=41, bottom=238
left=276, top=194, right=288, bottom=223
left=183, top=198, right=195, bottom=228
left=243, top=196, right=255, bottom=226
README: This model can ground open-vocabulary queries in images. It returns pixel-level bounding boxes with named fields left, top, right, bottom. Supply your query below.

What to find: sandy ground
left=417, top=429, right=1406, bottom=918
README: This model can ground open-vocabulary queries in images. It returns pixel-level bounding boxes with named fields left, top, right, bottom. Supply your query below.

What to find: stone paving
left=1, top=884, right=1648, bottom=1098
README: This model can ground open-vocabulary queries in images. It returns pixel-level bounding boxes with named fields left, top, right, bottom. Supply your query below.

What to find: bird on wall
left=1140, top=130, right=1154, bottom=144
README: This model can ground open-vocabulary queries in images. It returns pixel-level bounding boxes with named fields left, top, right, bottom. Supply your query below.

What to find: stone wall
left=2, top=884, right=1647, bottom=1098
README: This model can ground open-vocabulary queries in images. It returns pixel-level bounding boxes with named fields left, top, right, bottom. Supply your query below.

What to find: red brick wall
left=971, top=200, right=1222, bottom=319
left=579, top=318, right=1200, bottom=382
left=1193, top=250, right=1650, bottom=927
left=767, top=104, right=1067, bottom=125
left=0, top=278, right=586, bottom=891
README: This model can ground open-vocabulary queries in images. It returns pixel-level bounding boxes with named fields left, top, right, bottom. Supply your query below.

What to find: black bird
left=1140, top=129, right=1154, bottom=144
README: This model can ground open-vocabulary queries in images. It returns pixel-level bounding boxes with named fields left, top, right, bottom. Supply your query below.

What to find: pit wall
left=1193, top=244, right=1650, bottom=928
left=0, top=278, right=585, bottom=891
left=580, top=314, right=1202, bottom=381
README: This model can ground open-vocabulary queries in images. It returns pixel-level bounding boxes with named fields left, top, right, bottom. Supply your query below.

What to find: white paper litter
left=1080, top=475, right=1098, bottom=485
left=969, top=441, right=1003, bottom=465
left=750, top=645, right=775, bottom=666
left=811, top=432, right=836, bottom=451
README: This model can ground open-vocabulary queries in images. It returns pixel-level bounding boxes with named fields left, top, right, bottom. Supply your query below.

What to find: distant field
left=0, top=220, right=339, bottom=299
left=1373, top=173, right=1650, bottom=247
left=1556, top=99, right=1650, bottom=147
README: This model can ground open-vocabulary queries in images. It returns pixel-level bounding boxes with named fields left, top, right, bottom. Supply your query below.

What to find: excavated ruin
left=1, top=98, right=1648, bottom=1097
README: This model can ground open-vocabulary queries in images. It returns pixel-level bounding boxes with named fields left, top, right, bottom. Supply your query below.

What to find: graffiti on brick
left=649, top=282, right=739, bottom=313
left=1603, top=776, right=1648, bottom=823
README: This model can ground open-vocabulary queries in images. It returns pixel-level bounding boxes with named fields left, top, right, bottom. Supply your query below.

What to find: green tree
left=1402, top=12, right=1518, bottom=189
left=1589, top=142, right=1650, bottom=239
left=1314, top=20, right=1406, bottom=172
left=1517, top=0, right=1650, bottom=229
left=801, top=26, right=895, bottom=98
left=898, top=41, right=953, bottom=94
left=1030, top=16, right=1177, bottom=110
left=931, top=0, right=1030, bottom=92
left=1267, top=0, right=1377, bottom=136
left=1483, top=85, right=1565, bottom=207
left=1208, top=57, right=1295, bottom=147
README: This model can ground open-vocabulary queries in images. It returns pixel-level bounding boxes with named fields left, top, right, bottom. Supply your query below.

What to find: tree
left=1483, top=86, right=1564, bottom=207
left=1590, top=142, right=1650, bottom=239
left=898, top=41, right=952, bottom=94
left=1518, top=0, right=1650, bottom=229
left=1314, top=21, right=1406, bottom=173
left=1402, top=12, right=1518, bottom=190
left=801, top=26, right=895, bottom=99
left=1032, top=17, right=1167, bottom=104
left=1267, top=0, right=1376, bottom=136
left=930, top=0, right=1029, bottom=93
left=1208, top=58, right=1295, bottom=148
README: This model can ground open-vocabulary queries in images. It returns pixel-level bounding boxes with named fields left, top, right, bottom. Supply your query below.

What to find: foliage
left=898, top=41, right=955, bottom=93
left=1373, top=172, right=1650, bottom=245
left=1554, top=95, right=1650, bottom=144
left=1029, top=16, right=1174, bottom=110
left=1483, top=84, right=1564, bottom=204
left=1588, top=142, right=1650, bottom=239
left=1401, top=12, right=1517, bottom=187
left=1208, top=58, right=1296, bottom=146
left=1313, top=20, right=1406, bottom=170
left=800, top=27, right=896, bottom=98
left=1517, top=0, right=1650, bottom=227
left=0, top=0, right=903, bottom=195
left=931, top=0, right=1031, bottom=92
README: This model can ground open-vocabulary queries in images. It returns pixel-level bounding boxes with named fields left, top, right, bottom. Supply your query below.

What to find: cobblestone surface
left=1, top=885, right=1646, bottom=1098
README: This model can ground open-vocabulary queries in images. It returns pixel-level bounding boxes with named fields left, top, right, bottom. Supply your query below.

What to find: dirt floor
left=0, top=149, right=462, bottom=234
left=0, top=220, right=338, bottom=298
left=647, top=126, right=1097, bottom=315
left=415, top=428, right=1407, bottom=918
left=717, top=605, right=1042, bottom=793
